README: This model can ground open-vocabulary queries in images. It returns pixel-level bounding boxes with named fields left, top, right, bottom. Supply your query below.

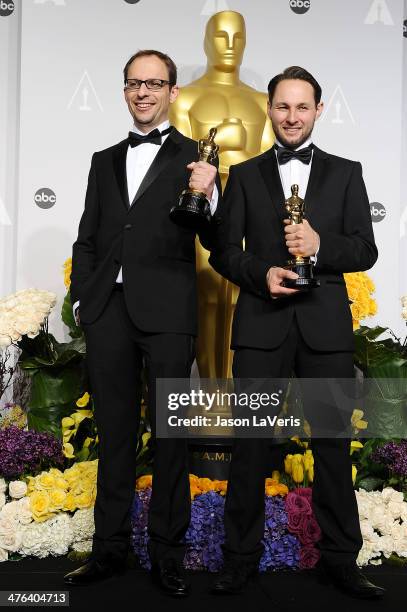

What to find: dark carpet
left=0, top=557, right=404, bottom=611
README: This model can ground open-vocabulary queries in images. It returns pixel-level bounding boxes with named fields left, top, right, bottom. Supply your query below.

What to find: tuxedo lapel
left=112, top=139, right=130, bottom=211
left=129, top=129, right=182, bottom=209
left=304, top=146, right=329, bottom=219
left=258, top=147, right=286, bottom=221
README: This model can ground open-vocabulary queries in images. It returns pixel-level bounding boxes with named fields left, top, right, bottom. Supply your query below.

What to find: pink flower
left=299, top=544, right=320, bottom=569
left=298, top=515, right=321, bottom=546
left=287, top=510, right=303, bottom=535
left=297, top=487, right=312, bottom=503
left=285, top=491, right=312, bottom=516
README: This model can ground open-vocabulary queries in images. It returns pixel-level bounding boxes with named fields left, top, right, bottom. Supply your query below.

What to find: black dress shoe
left=63, top=559, right=126, bottom=586
left=316, top=560, right=385, bottom=599
left=151, top=559, right=190, bottom=597
left=211, top=561, right=258, bottom=595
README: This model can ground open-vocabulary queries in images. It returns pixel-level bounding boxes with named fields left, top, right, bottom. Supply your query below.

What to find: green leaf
left=27, top=402, right=74, bottom=436
left=62, top=290, right=83, bottom=339
left=28, top=365, right=86, bottom=410
left=357, top=476, right=385, bottom=491
left=384, top=554, right=407, bottom=567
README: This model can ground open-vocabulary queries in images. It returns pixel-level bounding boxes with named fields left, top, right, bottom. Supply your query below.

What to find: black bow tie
left=128, top=126, right=172, bottom=147
left=276, top=144, right=313, bottom=165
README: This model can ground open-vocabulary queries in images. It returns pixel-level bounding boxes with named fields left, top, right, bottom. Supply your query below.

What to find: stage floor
left=0, top=558, right=403, bottom=610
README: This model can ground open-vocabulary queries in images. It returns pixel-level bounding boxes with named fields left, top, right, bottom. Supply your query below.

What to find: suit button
left=124, top=224, right=132, bottom=230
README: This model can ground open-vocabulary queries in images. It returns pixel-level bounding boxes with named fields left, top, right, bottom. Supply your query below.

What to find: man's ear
left=316, top=101, right=324, bottom=120
left=170, top=85, right=180, bottom=104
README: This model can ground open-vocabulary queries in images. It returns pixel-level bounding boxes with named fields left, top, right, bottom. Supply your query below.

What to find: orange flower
left=136, top=475, right=152, bottom=490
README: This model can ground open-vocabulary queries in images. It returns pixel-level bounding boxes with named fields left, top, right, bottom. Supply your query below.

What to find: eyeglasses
left=124, top=79, right=170, bottom=91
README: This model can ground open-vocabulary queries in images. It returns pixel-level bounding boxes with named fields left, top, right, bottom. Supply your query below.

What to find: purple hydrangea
left=0, top=425, right=64, bottom=479
left=131, top=489, right=301, bottom=572
left=371, top=440, right=407, bottom=477
left=184, top=490, right=225, bottom=572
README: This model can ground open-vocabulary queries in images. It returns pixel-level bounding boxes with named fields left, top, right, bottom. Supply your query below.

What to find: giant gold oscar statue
left=170, top=10, right=274, bottom=383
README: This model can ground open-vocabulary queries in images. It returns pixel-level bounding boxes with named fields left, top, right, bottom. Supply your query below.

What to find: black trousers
left=224, top=315, right=363, bottom=566
left=82, top=287, right=194, bottom=565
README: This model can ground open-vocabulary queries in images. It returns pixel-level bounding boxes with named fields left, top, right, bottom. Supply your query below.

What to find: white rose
left=388, top=501, right=405, bottom=520
left=369, top=507, right=392, bottom=534
left=0, top=516, right=18, bottom=538
left=0, top=547, right=8, bottom=562
left=9, top=481, right=28, bottom=500
left=382, top=488, right=403, bottom=504
left=17, top=498, right=33, bottom=525
left=378, top=534, right=395, bottom=558
left=0, top=494, right=6, bottom=511
left=0, top=529, right=22, bottom=552
left=0, top=479, right=6, bottom=494
left=0, top=501, right=20, bottom=521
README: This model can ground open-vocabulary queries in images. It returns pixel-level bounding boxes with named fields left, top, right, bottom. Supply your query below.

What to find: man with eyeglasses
left=64, top=50, right=221, bottom=597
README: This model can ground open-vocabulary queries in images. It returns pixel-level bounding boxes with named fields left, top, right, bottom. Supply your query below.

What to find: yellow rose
left=36, top=473, right=56, bottom=490
left=64, top=465, right=81, bottom=483
left=30, top=490, right=52, bottom=521
left=76, top=392, right=90, bottom=408
left=62, top=492, right=77, bottom=512
left=75, top=491, right=93, bottom=509
left=49, top=488, right=67, bottom=510
left=63, top=257, right=72, bottom=289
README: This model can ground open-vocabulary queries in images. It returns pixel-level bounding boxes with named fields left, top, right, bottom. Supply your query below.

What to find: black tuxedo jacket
left=209, top=145, right=378, bottom=352
left=71, top=128, right=221, bottom=334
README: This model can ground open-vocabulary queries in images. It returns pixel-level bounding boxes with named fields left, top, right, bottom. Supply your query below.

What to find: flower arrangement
left=344, top=272, right=377, bottom=330
left=356, top=488, right=407, bottom=566
left=0, top=426, right=63, bottom=480
left=0, top=289, right=57, bottom=350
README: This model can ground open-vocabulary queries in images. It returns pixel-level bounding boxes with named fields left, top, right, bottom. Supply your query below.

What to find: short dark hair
left=267, top=66, right=322, bottom=106
left=123, top=49, right=177, bottom=86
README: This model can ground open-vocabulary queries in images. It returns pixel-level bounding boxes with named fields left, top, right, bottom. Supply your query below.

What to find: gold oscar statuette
left=169, top=128, right=219, bottom=230
left=282, top=184, right=320, bottom=290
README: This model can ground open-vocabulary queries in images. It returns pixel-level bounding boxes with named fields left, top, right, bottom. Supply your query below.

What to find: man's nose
left=137, top=82, right=149, bottom=96
left=286, top=110, right=298, bottom=124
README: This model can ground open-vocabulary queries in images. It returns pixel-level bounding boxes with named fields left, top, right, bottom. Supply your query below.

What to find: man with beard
left=209, top=66, right=384, bottom=599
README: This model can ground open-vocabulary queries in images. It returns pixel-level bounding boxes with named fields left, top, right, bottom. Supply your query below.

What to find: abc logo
left=0, top=0, right=14, bottom=16
left=34, top=188, right=56, bottom=209
left=370, top=202, right=386, bottom=223
left=290, top=0, right=311, bottom=14
left=404, top=19, right=407, bottom=38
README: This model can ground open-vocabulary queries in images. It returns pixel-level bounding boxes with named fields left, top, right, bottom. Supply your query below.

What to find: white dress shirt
left=73, top=120, right=218, bottom=315
left=275, top=137, right=319, bottom=262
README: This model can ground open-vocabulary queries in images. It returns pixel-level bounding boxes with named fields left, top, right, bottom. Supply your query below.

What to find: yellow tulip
left=352, top=465, right=357, bottom=485
left=308, top=465, right=314, bottom=483
left=350, top=440, right=364, bottom=455
left=76, top=392, right=90, bottom=408
left=292, top=462, right=304, bottom=484
left=62, top=416, right=75, bottom=428
left=63, top=442, right=75, bottom=459
left=303, top=450, right=314, bottom=471
left=284, top=454, right=293, bottom=475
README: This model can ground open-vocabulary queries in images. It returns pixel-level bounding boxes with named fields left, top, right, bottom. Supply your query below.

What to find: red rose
left=300, top=544, right=320, bottom=570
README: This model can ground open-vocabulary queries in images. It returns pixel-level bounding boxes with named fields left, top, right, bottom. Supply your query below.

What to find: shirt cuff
left=72, top=300, right=80, bottom=319
left=209, top=184, right=218, bottom=216
left=310, top=237, right=320, bottom=265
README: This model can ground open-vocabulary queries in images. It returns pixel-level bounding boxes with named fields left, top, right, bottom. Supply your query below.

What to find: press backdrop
left=1, top=0, right=406, bottom=340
